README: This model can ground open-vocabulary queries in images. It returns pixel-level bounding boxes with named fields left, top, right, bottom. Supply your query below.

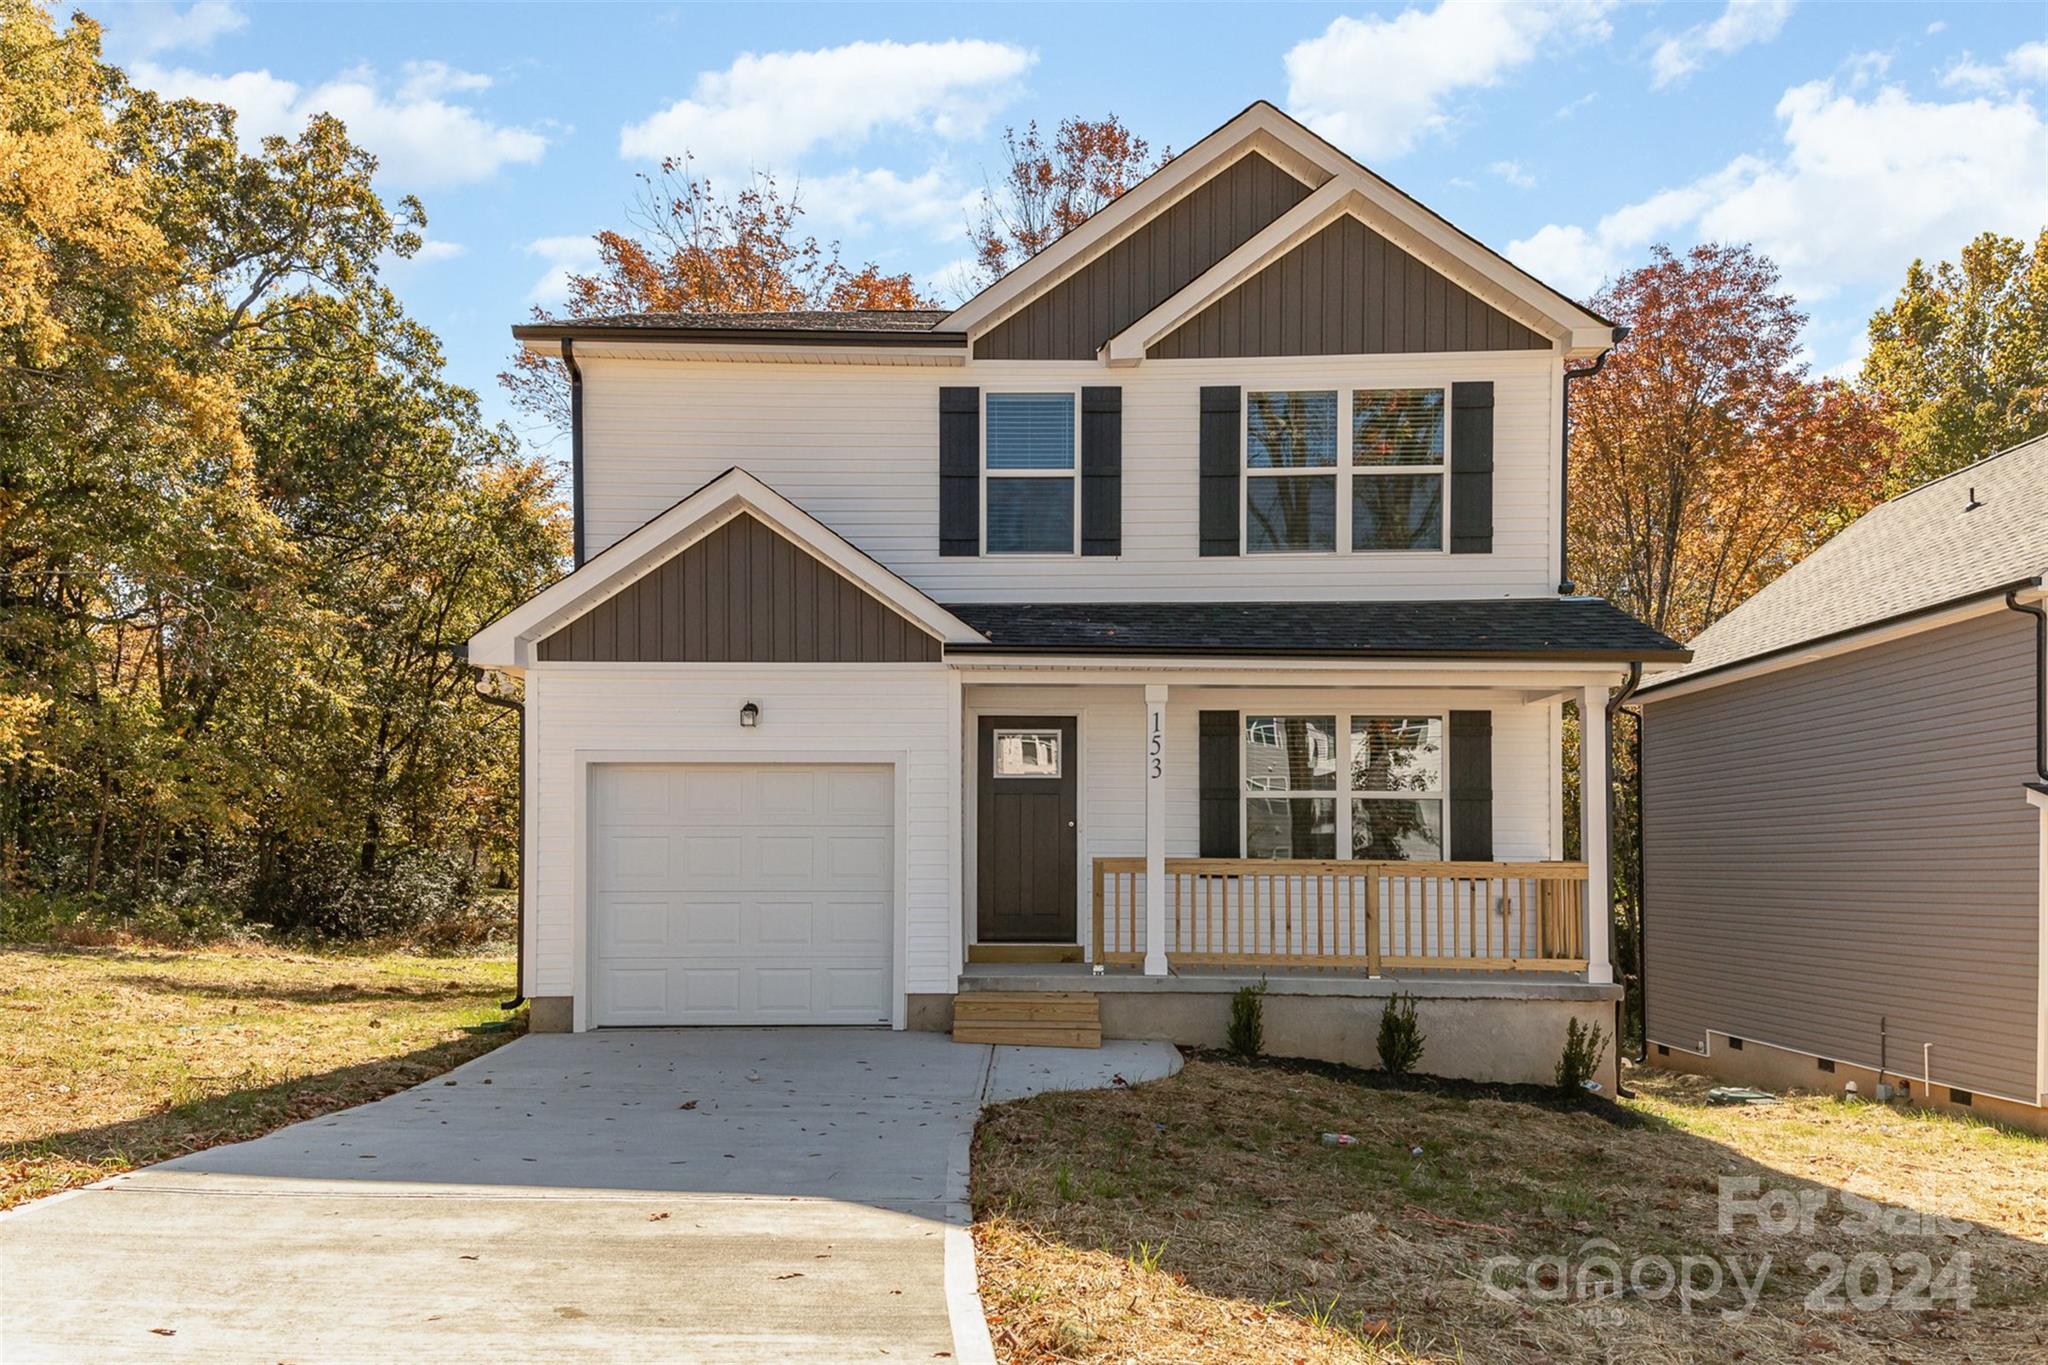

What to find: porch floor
left=958, top=961, right=1619, bottom=1001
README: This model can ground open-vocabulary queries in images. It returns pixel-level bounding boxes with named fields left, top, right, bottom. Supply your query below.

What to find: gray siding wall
left=973, top=152, right=1310, bottom=361
left=1150, top=216, right=1548, bottom=359
left=538, top=513, right=942, bottom=663
left=1643, top=610, right=2043, bottom=1101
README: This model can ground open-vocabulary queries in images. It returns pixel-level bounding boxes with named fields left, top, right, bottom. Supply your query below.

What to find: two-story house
left=465, top=102, right=1687, bottom=1086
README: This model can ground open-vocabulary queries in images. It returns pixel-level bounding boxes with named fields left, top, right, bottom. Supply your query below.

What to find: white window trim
left=1241, top=385, right=1451, bottom=557
left=981, top=388, right=1083, bottom=558
left=1237, top=709, right=1448, bottom=860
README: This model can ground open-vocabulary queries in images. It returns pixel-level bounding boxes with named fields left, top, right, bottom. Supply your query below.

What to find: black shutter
left=1199, top=710, right=1241, bottom=857
left=1449, top=381, right=1494, bottom=555
left=1081, top=386, right=1122, bottom=556
left=1198, top=385, right=1241, bottom=557
left=939, top=386, right=979, bottom=556
left=1447, top=710, right=1494, bottom=860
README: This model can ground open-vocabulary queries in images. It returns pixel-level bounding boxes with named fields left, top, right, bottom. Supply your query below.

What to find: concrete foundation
left=1650, top=1032, right=2048, bottom=1138
left=956, top=971, right=1623, bottom=1092
left=905, top=994, right=955, bottom=1032
left=526, top=996, right=572, bottom=1033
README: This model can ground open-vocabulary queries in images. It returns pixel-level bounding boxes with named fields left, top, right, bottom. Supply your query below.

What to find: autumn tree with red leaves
left=502, top=157, right=934, bottom=433
left=967, top=114, right=1166, bottom=291
left=1569, top=243, right=1895, bottom=644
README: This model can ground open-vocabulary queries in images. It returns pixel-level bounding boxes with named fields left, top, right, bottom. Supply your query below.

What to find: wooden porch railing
left=1091, top=858, right=1589, bottom=973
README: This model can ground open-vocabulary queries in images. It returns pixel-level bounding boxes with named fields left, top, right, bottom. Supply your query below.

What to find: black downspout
left=1605, top=662, right=1643, bottom=1082
left=2007, top=588, right=2048, bottom=785
left=1559, top=326, right=1629, bottom=595
left=563, top=337, right=585, bottom=567
left=474, top=674, right=526, bottom=1011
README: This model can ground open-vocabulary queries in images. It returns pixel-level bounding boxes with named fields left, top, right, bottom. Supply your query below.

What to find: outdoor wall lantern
left=739, top=701, right=761, bottom=728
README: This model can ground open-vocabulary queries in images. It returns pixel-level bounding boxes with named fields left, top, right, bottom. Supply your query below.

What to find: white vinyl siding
left=576, top=350, right=1560, bottom=601
left=525, top=665, right=956, bottom=1019
left=961, top=685, right=1557, bottom=932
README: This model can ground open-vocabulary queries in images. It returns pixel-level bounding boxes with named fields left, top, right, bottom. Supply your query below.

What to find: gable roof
left=945, top=101, right=1620, bottom=358
left=1638, top=434, right=2048, bottom=696
left=511, top=101, right=1618, bottom=361
left=465, top=468, right=984, bottom=669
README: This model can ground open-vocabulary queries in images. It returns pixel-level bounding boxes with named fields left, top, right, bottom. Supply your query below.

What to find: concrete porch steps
left=951, top=992, right=1102, bottom=1049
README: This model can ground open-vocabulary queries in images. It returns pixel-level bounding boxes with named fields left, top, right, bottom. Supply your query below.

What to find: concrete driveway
left=1, top=1029, right=1178, bottom=1363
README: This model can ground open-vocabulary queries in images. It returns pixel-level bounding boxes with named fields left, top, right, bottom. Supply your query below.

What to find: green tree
left=1, top=2, right=563, bottom=936
left=1861, top=229, right=2048, bottom=489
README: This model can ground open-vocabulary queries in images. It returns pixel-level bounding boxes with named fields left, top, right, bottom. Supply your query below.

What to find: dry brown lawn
left=971, top=1054, right=2048, bottom=1363
left=0, top=944, right=521, bottom=1209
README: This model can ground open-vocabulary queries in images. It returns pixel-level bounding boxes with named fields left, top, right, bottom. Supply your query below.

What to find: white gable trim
left=945, top=102, right=1613, bottom=356
left=466, top=468, right=986, bottom=669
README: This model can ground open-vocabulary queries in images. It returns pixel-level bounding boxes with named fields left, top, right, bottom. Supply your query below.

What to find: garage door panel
left=756, top=768, right=821, bottom=819
left=677, top=832, right=745, bottom=883
left=591, top=764, right=893, bottom=1027
left=825, top=768, right=892, bottom=819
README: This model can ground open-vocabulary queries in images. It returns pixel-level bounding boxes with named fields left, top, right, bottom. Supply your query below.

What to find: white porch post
left=1144, top=683, right=1169, bottom=976
left=1580, top=682, right=1614, bottom=985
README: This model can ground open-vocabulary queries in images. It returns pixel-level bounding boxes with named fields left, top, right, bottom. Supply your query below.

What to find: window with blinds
left=1245, top=390, right=1338, bottom=553
left=984, top=393, right=1077, bottom=554
left=1352, top=388, right=1445, bottom=552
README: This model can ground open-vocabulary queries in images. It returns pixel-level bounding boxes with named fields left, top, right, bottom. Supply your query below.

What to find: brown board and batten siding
left=1151, top=216, right=1549, bottom=359
left=537, top=513, right=941, bottom=663
left=974, top=152, right=1312, bottom=360
left=1642, top=610, right=2042, bottom=1102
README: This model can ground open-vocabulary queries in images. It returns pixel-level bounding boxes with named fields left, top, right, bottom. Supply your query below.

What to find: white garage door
left=589, top=763, right=893, bottom=1026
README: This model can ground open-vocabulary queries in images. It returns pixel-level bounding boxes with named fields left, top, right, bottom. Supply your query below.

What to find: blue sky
left=92, top=1, right=2048, bottom=448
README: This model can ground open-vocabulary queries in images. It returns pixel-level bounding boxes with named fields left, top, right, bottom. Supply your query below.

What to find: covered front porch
left=956, top=656, right=1627, bottom=988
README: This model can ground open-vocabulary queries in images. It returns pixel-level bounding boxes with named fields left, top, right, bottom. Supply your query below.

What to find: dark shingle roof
left=945, top=599, right=1687, bottom=660
left=513, top=309, right=961, bottom=343
left=1641, top=434, right=2048, bottom=692
left=551, top=309, right=951, bottom=332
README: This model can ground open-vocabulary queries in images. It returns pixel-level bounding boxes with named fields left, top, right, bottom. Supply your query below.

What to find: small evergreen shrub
left=1226, top=980, right=1267, bottom=1058
left=1376, top=992, right=1425, bottom=1075
left=1556, top=1017, right=1609, bottom=1093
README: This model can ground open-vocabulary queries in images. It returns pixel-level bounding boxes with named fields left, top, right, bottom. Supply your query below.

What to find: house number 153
left=1149, top=713, right=1163, bottom=779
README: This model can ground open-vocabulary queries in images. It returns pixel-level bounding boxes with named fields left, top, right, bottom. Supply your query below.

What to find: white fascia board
left=1102, top=180, right=1354, bottom=365
left=945, top=658, right=1634, bottom=689
left=1635, top=582, right=2047, bottom=706
left=465, top=469, right=985, bottom=668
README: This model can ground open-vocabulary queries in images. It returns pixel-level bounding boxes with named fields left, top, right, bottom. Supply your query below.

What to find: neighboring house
left=1637, top=435, right=2048, bottom=1133
left=465, top=102, right=1687, bottom=1085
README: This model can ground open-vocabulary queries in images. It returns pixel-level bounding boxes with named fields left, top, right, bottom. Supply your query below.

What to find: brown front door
left=977, top=716, right=1079, bottom=943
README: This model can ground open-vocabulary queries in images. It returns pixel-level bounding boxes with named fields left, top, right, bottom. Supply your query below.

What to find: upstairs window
left=1244, top=386, right=1447, bottom=554
left=984, top=392, right=1077, bottom=554
left=1245, top=391, right=1338, bottom=553
left=1352, top=389, right=1445, bottom=552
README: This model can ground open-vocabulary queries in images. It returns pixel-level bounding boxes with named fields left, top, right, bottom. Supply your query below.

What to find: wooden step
left=952, top=991, right=1101, bottom=1048
left=966, top=943, right=1085, bottom=965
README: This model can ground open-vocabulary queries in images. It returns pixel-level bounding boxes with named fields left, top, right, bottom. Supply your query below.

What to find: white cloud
left=619, top=40, right=1034, bottom=169
left=524, top=234, right=601, bottom=308
left=1650, top=0, right=1796, bottom=89
left=800, top=165, right=979, bottom=239
left=108, top=0, right=246, bottom=57
left=129, top=60, right=547, bottom=188
left=1507, top=77, right=2048, bottom=303
left=1488, top=159, right=1536, bottom=189
left=409, top=238, right=468, bottom=263
left=1942, top=40, right=2048, bottom=93
left=1283, top=1, right=1614, bottom=161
